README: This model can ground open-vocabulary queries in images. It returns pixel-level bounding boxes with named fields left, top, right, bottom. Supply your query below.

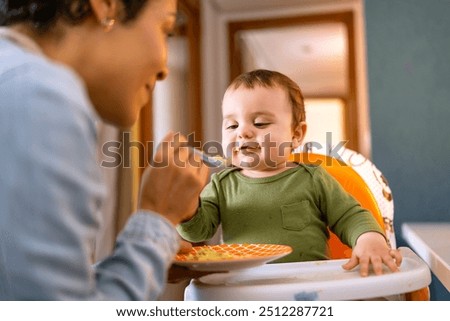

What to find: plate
left=174, top=243, right=292, bottom=271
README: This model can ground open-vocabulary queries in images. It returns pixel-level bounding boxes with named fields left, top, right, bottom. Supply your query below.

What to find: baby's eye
left=226, top=124, right=238, bottom=130
left=254, top=122, right=270, bottom=128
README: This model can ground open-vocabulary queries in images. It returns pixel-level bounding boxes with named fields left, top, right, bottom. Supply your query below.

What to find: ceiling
left=209, top=0, right=350, bottom=97
left=239, top=22, right=348, bottom=97
left=210, top=0, right=334, bottom=12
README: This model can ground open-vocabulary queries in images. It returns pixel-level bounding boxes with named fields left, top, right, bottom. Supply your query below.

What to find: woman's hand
left=138, top=132, right=209, bottom=225
left=342, top=232, right=402, bottom=277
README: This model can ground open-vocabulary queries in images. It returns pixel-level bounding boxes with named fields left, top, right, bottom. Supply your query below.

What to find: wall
left=364, top=0, right=450, bottom=300
left=153, top=37, right=189, bottom=145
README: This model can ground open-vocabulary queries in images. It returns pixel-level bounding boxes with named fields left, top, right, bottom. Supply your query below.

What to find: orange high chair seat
left=290, top=152, right=385, bottom=259
left=290, top=150, right=429, bottom=300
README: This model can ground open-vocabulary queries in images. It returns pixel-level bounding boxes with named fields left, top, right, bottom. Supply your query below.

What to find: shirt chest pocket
left=281, top=200, right=315, bottom=231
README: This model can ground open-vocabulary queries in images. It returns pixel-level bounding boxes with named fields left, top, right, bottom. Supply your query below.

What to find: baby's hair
left=227, top=69, right=306, bottom=128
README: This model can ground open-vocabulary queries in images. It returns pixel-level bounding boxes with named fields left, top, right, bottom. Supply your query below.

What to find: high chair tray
left=185, top=247, right=431, bottom=301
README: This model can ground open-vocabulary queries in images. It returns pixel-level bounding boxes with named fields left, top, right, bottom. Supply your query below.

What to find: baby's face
left=221, top=85, right=298, bottom=176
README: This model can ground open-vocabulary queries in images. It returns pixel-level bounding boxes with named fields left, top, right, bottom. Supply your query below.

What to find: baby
left=178, top=69, right=401, bottom=276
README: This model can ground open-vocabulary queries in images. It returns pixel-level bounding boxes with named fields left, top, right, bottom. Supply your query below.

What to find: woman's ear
left=292, top=122, right=307, bottom=149
left=89, top=0, right=119, bottom=24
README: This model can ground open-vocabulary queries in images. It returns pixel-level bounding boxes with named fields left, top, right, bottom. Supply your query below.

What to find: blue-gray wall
left=364, top=0, right=450, bottom=300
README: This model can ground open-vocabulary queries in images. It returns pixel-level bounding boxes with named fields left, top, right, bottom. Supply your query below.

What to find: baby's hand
left=342, top=232, right=402, bottom=277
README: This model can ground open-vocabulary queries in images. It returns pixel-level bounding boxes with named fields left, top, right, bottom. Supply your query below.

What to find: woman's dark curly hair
left=0, top=0, right=150, bottom=32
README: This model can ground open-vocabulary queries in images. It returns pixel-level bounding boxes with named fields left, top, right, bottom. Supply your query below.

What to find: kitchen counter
left=402, top=222, right=450, bottom=291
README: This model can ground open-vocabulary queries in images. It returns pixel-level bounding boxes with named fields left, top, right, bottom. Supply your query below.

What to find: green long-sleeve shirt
left=178, top=164, right=384, bottom=263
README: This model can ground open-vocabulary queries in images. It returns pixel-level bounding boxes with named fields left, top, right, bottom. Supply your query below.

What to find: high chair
left=183, top=149, right=431, bottom=301
left=290, top=150, right=391, bottom=260
left=291, top=150, right=429, bottom=300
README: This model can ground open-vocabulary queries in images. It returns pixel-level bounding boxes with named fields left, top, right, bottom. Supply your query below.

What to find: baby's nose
left=237, top=123, right=254, bottom=139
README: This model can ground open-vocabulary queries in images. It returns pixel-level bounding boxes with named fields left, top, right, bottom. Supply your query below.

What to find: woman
left=0, top=0, right=208, bottom=300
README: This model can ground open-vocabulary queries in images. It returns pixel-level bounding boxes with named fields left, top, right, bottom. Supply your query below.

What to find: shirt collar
left=0, top=27, right=43, bottom=55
